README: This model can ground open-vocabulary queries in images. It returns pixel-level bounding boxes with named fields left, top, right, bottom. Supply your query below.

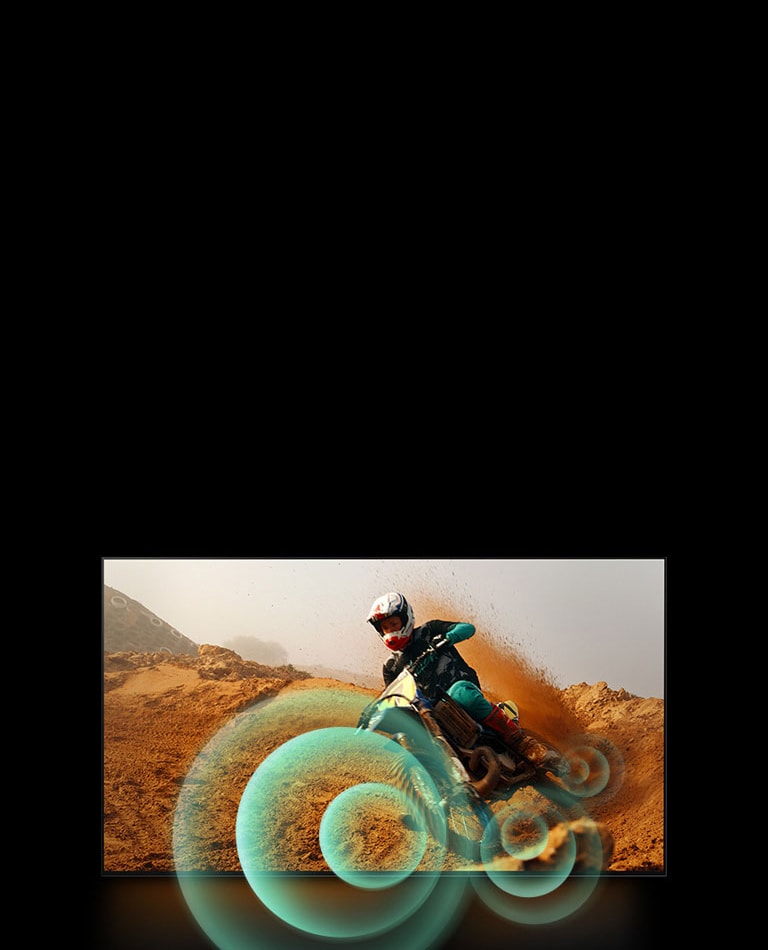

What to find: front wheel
left=383, top=735, right=493, bottom=863
left=442, top=785, right=494, bottom=861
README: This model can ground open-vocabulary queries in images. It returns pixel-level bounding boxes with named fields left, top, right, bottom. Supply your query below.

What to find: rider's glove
left=383, top=655, right=399, bottom=684
left=445, top=623, right=474, bottom=645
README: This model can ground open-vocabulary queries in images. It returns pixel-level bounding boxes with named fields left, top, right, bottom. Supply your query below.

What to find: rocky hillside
left=103, top=646, right=664, bottom=875
left=104, top=585, right=198, bottom=655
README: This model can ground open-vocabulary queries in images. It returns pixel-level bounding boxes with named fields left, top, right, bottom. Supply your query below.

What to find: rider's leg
left=447, top=681, right=560, bottom=769
left=446, top=681, right=523, bottom=745
left=446, top=680, right=493, bottom=718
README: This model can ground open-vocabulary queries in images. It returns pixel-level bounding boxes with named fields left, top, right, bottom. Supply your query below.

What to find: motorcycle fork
left=416, top=706, right=474, bottom=785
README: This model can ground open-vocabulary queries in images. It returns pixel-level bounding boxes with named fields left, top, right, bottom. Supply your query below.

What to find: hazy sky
left=102, top=558, right=665, bottom=698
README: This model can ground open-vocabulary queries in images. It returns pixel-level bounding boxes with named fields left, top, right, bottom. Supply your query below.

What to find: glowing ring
left=474, top=795, right=608, bottom=922
left=472, top=868, right=601, bottom=925
left=561, top=733, right=625, bottom=801
left=235, top=727, right=444, bottom=937
left=173, top=688, right=470, bottom=948
left=481, top=799, right=575, bottom=898
left=319, top=782, right=427, bottom=888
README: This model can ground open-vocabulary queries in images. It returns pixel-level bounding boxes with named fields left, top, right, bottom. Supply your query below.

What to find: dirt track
left=102, top=644, right=664, bottom=875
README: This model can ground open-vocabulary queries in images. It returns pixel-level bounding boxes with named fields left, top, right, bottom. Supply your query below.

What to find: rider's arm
left=445, top=622, right=475, bottom=645
left=383, top=655, right=400, bottom=684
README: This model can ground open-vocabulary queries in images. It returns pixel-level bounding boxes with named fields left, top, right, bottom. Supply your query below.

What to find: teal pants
left=447, top=680, right=493, bottom=720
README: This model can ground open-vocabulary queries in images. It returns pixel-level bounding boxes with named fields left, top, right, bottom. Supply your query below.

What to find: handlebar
left=403, top=643, right=437, bottom=673
left=405, top=644, right=437, bottom=671
left=357, top=642, right=445, bottom=731
left=405, top=639, right=448, bottom=677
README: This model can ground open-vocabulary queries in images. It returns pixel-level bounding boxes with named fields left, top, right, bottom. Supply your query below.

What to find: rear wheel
left=522, top=729, right=570, bottom=777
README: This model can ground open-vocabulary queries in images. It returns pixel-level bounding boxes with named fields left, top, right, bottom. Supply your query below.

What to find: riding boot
left=481, top=703, right=523, bottom=746
left=482, top=704, right=561, bottom=770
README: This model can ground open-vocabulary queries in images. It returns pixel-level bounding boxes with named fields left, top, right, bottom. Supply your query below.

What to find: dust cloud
left=407, top=584, right=583, bottom=745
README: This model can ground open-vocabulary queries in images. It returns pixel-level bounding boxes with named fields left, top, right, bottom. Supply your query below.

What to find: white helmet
left=366, top=591, right=415, bottom=651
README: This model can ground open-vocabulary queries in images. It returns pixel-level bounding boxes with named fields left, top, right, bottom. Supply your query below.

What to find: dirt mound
left=103, top=644, right=664, bottom=875
left=560, top=680, right=665, bottom=872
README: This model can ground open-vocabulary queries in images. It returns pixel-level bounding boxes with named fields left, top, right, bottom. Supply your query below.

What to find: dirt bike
left=356, top=642, right=576, bottom=860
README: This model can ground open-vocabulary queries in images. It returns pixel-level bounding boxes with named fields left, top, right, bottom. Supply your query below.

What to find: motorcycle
left=356, top=641, right=578, bottom=859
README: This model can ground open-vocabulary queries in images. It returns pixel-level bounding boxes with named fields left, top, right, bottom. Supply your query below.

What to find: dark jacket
left=382, top=619, right=480, bottom=701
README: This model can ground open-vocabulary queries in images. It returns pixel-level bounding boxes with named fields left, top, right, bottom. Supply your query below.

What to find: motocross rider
left=366, top=591, right=548, bottom=763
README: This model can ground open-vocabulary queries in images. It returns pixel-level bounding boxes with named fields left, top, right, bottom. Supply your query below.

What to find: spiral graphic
left=235, top=727, right=448, bottom=938
left=173, top=688, right=470, bottom=948
left=172, top=686, right=614, bottom=946
left=472, top=868, right=602, bottom=926
left=319, top=782, right=428, bottom=888
left=481, top=798, right=576, bottom=898
left=560, top=733, right=625, bottom=801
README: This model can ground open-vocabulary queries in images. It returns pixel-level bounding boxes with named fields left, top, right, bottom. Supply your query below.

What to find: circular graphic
left=499, top=809, right=549, bottom=861
left=235, top=727, right=448, bottom=937
left=473, top=794, right=608, bottom=922
left=173, top=689, right=472, bottom=947
left=172, top=685, right=612, bottom=946
left=472, top=868, right=602, bottom=926
left=319, top=782, right=427, bottom=888
left=177, top=867, right=471, bottom=950
left=480, top=799, right=576, bottom=898
left=560, top=734, right=625, bottom=800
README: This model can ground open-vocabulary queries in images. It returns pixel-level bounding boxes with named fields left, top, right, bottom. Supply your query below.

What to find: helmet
left=366, top=592, right=415, bottom=651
